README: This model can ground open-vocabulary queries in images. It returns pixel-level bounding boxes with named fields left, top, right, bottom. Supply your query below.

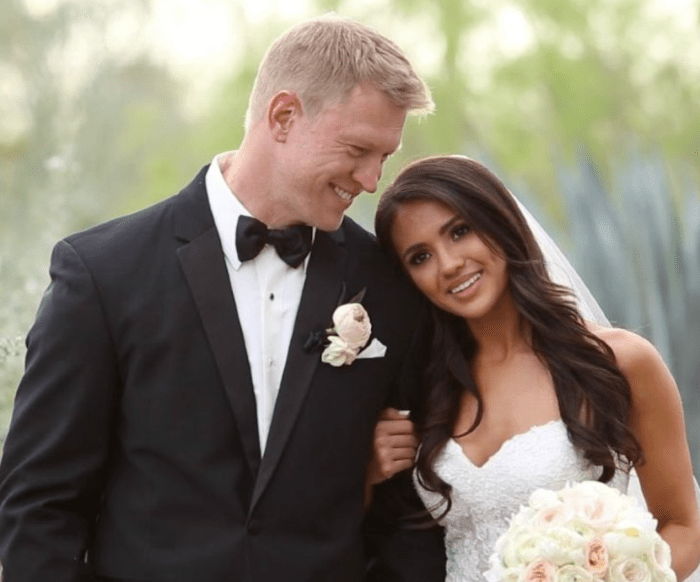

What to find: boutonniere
left=302, top=288, right=372, bottom=367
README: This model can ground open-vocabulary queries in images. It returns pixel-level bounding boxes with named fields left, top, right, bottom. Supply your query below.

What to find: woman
left=371, top=156, right=700, bottom=581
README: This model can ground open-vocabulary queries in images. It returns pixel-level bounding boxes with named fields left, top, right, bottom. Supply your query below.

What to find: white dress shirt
left=206, top=152, right=310, bottom=454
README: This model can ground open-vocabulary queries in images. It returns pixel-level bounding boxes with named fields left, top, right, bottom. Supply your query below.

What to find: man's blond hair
left=244, top=15, right=434, bottom=131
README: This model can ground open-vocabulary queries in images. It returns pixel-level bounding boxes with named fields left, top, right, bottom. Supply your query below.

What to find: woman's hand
left=366, top=407, right=419, bottom=486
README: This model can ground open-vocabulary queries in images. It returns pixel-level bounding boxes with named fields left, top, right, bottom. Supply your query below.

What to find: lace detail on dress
left=414, top=420, right=630, bottom=582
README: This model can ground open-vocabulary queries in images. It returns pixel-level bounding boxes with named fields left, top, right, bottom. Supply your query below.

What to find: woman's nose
left=437, top=246, right=464, bottom=276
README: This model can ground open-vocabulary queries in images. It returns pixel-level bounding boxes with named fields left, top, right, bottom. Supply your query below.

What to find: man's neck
left=220, top=144, right=277, bottom=224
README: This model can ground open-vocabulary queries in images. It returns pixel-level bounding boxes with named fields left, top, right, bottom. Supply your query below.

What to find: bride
left=368, top=156, right=700, bottom=581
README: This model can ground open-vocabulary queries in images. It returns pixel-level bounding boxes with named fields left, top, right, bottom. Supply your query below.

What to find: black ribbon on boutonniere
left=302, top=326, right=327, bottom=354
left=301, top=284, right=366, bottom=354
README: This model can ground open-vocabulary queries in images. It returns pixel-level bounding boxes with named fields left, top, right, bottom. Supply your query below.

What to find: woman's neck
left=467, top=297, right=531, bottom=364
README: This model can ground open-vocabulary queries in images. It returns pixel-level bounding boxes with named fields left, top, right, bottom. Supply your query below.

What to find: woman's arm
left=606, top=328, right=700, bottom=580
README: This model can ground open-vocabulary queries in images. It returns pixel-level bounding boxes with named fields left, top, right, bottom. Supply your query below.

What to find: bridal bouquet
left=484, top=480, right=676, bottom=582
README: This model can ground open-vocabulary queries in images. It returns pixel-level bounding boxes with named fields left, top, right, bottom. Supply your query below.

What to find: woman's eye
left=452, top=224, right=471, bottom=240
left=408, top=252, right=430, bottom=266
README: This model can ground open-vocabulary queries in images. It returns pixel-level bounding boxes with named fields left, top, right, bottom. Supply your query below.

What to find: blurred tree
left=310, top=0, right=700, bottom=216
left=0, top=0, right=187, bottom=432
left=127, top=7, right=306, bottom=213
left=1, top=0, right=699, bottom=473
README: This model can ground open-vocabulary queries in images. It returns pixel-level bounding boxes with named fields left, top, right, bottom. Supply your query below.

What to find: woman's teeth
left=450, top=272, right=481, bottom=294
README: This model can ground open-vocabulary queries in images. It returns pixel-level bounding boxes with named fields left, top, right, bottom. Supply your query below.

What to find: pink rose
left=585, top=538, right=609, bottom=576
left=332, top=303, right=371, bottom=350
left=524, top=560, right=555, bottom=582
left=532, top=502, right=572, bottom=528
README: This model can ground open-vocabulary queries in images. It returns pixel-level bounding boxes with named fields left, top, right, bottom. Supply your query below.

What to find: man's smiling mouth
left=332, top=185, right=354, bottom=202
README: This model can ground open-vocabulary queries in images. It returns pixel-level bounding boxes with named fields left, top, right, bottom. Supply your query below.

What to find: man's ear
left=268, top=91, right=301, bottom=142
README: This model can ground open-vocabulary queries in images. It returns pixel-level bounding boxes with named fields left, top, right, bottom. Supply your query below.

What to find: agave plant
left=523, top=152, right=700, bottom=474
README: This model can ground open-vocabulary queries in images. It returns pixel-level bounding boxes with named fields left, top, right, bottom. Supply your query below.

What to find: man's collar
left=206, top=151, right=317, bottom=269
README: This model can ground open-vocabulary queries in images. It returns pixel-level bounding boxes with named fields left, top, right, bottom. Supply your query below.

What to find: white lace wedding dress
left=414, top=419, right=683, bottom=582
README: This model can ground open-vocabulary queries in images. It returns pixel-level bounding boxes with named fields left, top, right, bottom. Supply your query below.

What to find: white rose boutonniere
left=331, top=303, right=372, bottom=350
left=320, top=289, right=372, bottom=367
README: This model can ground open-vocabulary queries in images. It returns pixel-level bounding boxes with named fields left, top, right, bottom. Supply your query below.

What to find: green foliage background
left=1, top=0, right=699, bottom=476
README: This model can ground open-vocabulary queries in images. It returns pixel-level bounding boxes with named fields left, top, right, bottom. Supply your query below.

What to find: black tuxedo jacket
left=0, top=167, right=444, bottom=582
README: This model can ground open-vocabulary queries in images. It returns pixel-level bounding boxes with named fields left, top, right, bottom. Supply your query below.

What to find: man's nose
left=353, top=158, right=382, bottom=194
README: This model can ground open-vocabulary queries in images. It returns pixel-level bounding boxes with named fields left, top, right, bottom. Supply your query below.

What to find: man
left=0, top=16, right=445, bottom=582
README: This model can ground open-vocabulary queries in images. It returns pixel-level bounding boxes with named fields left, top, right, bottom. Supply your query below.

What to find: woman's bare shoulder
left=587, top=323, right=675, bottom=405
left=587, top=323, right=659, bottom=373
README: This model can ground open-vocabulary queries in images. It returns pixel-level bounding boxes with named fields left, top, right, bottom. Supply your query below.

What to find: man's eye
left=347, top=145, right=365, bottom=157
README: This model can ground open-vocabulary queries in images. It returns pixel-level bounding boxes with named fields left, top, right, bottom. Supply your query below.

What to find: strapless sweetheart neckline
left=449, top=418, right=563, bottom=469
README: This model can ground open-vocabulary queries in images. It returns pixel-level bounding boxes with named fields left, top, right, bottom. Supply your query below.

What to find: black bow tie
left=236, top=215, right=313, bottom=268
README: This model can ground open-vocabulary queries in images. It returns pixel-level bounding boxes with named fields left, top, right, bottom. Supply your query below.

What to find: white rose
left=608, top=557, right=653, bottom=582
left=615, top=508, right=658, bottom=538
left=332, top=303, right=371, bottom=350
left=499, top=529, right=543, bottom=567
left=509, top=507, right=538, bottom=530
left=603, top=521, right=656, bottom=557
left=536, top=528, right=587, bottom=566
left=557, top=564, right=595, bottom=582
left=501, top=567, right=521, bottom=582
left=321, top=336, right=358, bottom=367
left=560, top=481, right=628, bottom=530
left=651, top=537, right=673, bottom=572
left=504, top=530, right=573, bottom=567
left=567, top=481, right=619, bottom=500
left=497, top=529, right=524, bottom=567
left=529, top=488, right=562, bottom=511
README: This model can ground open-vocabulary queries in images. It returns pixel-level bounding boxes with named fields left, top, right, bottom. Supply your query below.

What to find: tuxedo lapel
left=250, top=229, right=347, bottom=511
left=175, top=177, right=261, bottom=478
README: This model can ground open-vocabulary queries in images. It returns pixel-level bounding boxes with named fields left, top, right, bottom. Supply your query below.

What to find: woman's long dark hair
left=375, top=156, right=643, bottom=519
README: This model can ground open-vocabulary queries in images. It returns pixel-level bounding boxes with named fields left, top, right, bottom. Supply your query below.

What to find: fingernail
left=397, top=409, right=410, bottom=416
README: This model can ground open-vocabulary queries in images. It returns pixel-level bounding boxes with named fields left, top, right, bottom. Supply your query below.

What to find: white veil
left=515, top=195, right=700, bottom=581
left=514, top=199, right=609, bottom=325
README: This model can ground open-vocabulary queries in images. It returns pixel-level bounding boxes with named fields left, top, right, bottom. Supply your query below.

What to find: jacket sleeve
left=364, top=471, right=446, bottom=582
left=0, top=240, right=119, bottom=582
left=364, top=301, right=446, bottom=582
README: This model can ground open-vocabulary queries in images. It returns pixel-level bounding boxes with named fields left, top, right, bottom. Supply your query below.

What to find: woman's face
left=390, top=198, right=512, bottom=323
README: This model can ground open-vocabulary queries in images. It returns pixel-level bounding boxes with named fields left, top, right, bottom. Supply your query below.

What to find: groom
left=0, top=15, right=445, bottom=582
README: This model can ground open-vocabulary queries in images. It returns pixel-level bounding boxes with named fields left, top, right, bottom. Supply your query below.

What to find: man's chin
left=314, top=214, right=346, bottom=232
